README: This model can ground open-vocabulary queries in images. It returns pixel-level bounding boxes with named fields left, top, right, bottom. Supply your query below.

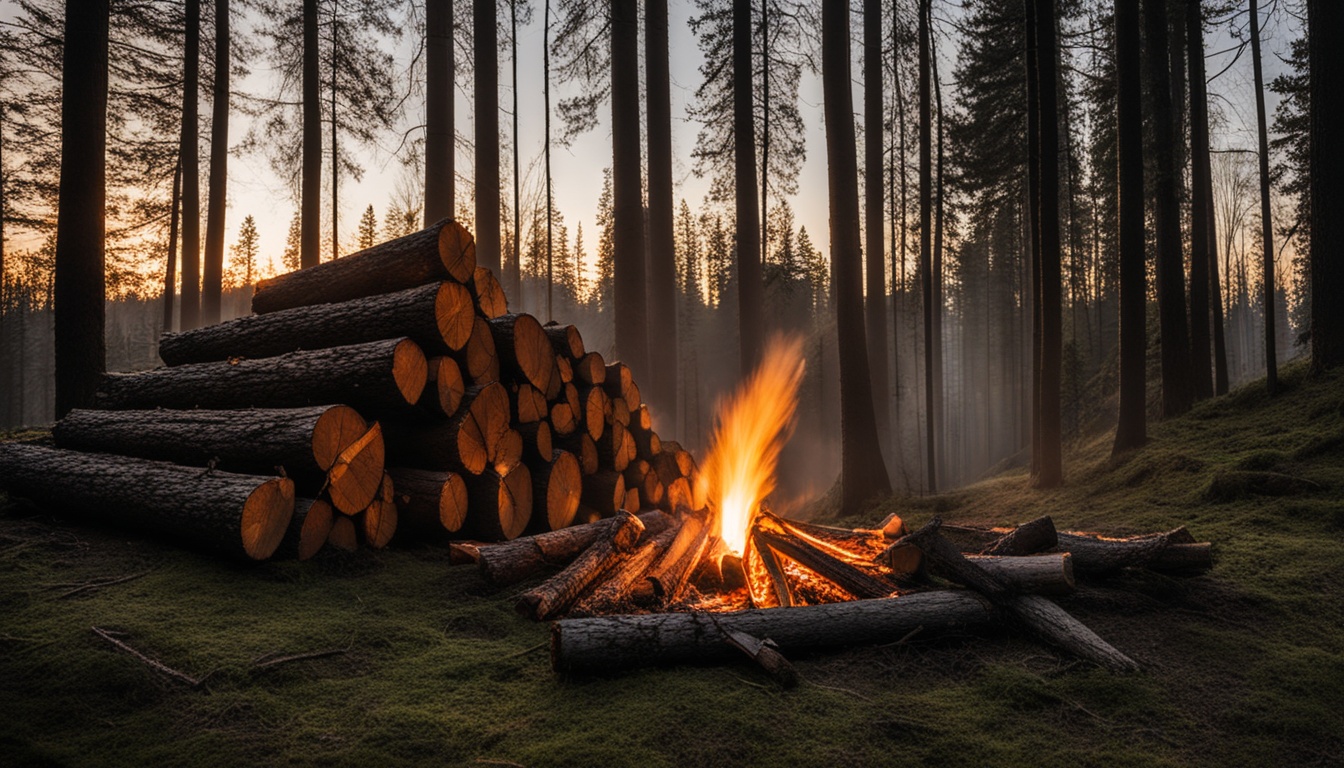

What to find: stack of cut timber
left=0, top=220, right=698, bottom=561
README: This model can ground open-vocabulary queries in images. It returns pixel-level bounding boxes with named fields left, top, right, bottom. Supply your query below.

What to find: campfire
left=468, top=339, right=1214, bottom=680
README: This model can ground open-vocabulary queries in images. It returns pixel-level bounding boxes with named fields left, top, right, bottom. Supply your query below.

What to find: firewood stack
left=0, top=220, right=700, bottom=561
left=462, top=507, right=1212, bottom=677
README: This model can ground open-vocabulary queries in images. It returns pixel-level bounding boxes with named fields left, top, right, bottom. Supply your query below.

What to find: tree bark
left=476, top=509, right=669, bottom=585
left=734, top=0, right=763, bottom=373
left=252, top=220, right=476, bottom=313
left=920, top=0, right=938, bottom=492
left=1310, top=0, right=1344, bottom=371
left=863, top=0, right=891, bottom=446
left=473, top=0, right=501, bottom=275
left=824, top=0, right=892, bottom=511
left=1113, top=0, right=1146, bottom=454
left=516, top=510, right=644, bottom=620
left=424, top=0, right=454, bottom=226
left=0, top=443, right=294, bottom=560
left=163, top=161, right=181, bottom=331
left=162, top=281, right=473, bottom=365
left=487, top=313, right=554, bottom=393
left=383, top=381, right=510, bottom=475
left=53, top=0, right=109, bottom=416
left=301, top=0, right=321, bottom=269
left=200, top=0, right=229, bottom=325
left=553, top=590, right=995, bottom=674
left=645, top=0, right=677, bottom=423
left=96, top=338, right=427, bottom=416
left=611, top=0, right=650, bottom=378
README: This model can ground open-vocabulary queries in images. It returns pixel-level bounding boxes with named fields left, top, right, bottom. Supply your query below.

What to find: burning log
left=277, top=498, right=334, bottom=560
left=516, top=510, right=645, bottom=620
left=476, top=510, right=670, bottom=585
left=754, top=527, right=898, bottom=600
left=633, top=513, right=712, bottom=605
left=387, top=468, right=469, bottom=537
left=884, top=519, right=1138, bottom=672
left=487, top=314, right=554, bottom=394
left=160, top=282, right=475, bottom=366
left=251, top=219, right=476, bottom=313
left=359, top=474, right=397, bottom=549
left=96, top=338, right=428, bottom=417
left=420, top=357, right=466, bottom=417
left=750, top=529, right=796, bottom=608
left=471, top=266, right=509, bottom=319
left=551, top=590, right=997, bottom=675
left=0, top=443, right=294, bottom=561
left=529, top=450, right=583, bottom=532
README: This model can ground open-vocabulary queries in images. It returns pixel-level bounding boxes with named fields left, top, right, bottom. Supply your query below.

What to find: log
left=632, top=403, right=652, bottom=432
left=96, top=338, right=428, bottom=416
left=602, top=362, right=635, bottom=405
left=722, top=629, right=799, bottom=689
left=420, top=357, right=465, bottom=417
left=749, top=529, right=796, bottom=608
left=323, top=422, right=387, bottom=514
left=1053, top=531, right=1208, bottom=575
left=552, top=590, right=997, bottom=674
left=471, top=266, right=509, bottom=318
left=0, top=443, right=294, bottom=560
left=545, top=357, right=564, bottom=401
left=555, top=354, right=574, bottom=384
left=661, top=477, right=693, bottom=513
left=630, top=423, right=660, bottom=459
left=559, top=431, right=598, bottom=475
left=573, top=524, right=680, bottom=615
left=582, top=469, right=626, bottom=516
left=487, top=313, right=553, bottom=394
left=463, top=468, right=529, bottom=541
left=277, top=498, right=334, bottom=560
left=967, top=554, right=1075, bottom=595
left=549, top=402, right=578, bottom=437
left=530, top=450, right=582, bottom=532
left=456, top=316, right=501, bottom=385
left=387, top=468, right=468, bottom=537
left=359, top=474, right=397, bottom=549
left=162, top=281, right=474, bottom=366
left=981, top=515, right=1058, bottom=556
left=576, top=386, right=610, bottom=442
left=633, top=513, right=712, bottom=605
left=575, top=352, right=606, bottom=385
left=510, top=383, right=548, bottom=424
left=327, top=514, right=358, bottom=552
left=476, top=510, right=671, bottom=585
left=596, top=420, right=630, bottom=472
left=543, top=323, right=585, bottom=359
left=621, top=424, right=639, bottom=466
left=516, top=510, right=645, bottom=620
left=502, top=463, right=533, bottom=535
left=610, top=397, right=631, bottom=427
left=493, top=428, right=524, bottom=474
left=383, top=382, right=510, bottom=475
left=518, top=421, right=553, bottom=464
left=623, top=487, right=641, bottom=513
left=251, top=219, right=476, bottom=313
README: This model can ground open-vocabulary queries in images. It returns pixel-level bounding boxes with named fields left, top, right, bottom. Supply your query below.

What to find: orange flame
left=697, top=335, right=806, bottom=554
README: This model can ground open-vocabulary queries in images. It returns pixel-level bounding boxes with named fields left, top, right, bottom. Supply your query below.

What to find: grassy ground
left=3, top=362, right=1342, bottom=767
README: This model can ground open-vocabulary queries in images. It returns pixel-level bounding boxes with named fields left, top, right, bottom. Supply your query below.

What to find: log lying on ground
left=161, top=282, right=475, bottom=366
left=516, top=510, right=645, bottom=620
left=943, top=523, right=1211, bottom=575
left=463, top=466, right=531, bottom=541
left=277, top=498, right=334, bottom=560
left=327, top=514, right=358, bottom=552
left=637, top=514, right=712, bottom=604
left=455, top=316, right=501, bottom=385
left=476, top=510, right=670, bottom=585
left=359, top=474, right=397, bottom=549
left=387, top=468, right=468, bottom=538
left=966, top=554, right=1075, bottom=595
left=981, top=515, right=1057, bottom=556
left=487, top=313, right=554, bottom=394
left=572, top=525, right=679, bottom=615
left=754, top=527, right=896, bottom=600
left=0, top=443, right=294, bottom=560
left=96, top=338, right=428, bottom=416
left=530, top=450, right=582, bottom=532
left=886, top=519, right=1138, bottom=672
left=552, top=590, right=996, bottom=675
left=251, top=219, right=476, bottom=313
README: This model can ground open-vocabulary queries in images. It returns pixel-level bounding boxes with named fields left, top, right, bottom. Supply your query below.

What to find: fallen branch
left=250, top=644, right=352, bottom=671
left=91, top=626, right=206, bottom=688
left=57, top=569, right=153, bottom=599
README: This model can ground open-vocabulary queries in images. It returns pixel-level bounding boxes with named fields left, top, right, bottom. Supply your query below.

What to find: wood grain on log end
left=241, top=477, right=296, bottom=560
left=437, top=219, right=478, bottom=283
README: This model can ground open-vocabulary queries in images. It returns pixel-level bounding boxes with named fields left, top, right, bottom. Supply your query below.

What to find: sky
left=1, top=0, right=1305, bottom=286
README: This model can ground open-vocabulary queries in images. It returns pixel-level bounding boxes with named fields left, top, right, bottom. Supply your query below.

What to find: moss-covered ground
left=3, top=363, right=1342, bottom=767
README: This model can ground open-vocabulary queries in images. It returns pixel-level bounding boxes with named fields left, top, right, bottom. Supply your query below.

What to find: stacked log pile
left=462, top=508, right=1211, bottom=677
left=0, top=220, right=698, bottom=560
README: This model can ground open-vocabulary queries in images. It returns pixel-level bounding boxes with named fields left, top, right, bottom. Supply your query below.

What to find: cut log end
left=473, top=267, right=510, bottom=319
left=241, top=477, right=297, bottom=560
left=392, top=339, right=429, bottom=405
left=327, top=514, right=358, bottom=552
left=434, top=281, right=476, bottom=351
left=290, top=498, right=334, bottom=560
left=502, top=465, right=533, bottom=540
left=539, top=451, right=582, bottom=530
left=441, top=472, right=469, bottom=532
left=360, top=475, right=397, bottom=549
left=425, top=356, right=466, bottom=417
left=311, top=405, right=371, bottom=471
left=326, top=422, right=386, bottom=515
left=436, top=219, right=478, bottom=283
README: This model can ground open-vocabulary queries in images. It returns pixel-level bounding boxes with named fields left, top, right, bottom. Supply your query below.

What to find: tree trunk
left=733, top=0, right=763, bottom=373
left=1145, top=0, right=1195, bottom=416
left=1025, top=3, right=1041, bottom=477
left=474, top=0, right=500, bottom=274
left=919, top=0, right=937, bottom=492
left=544, top=0, right=553, bottom=320
left=163, top=161, right=182, bottom=331
left=823, top=0, right=892, bottom=513
left=611, top=0, right=650, bottom=378
left=251, top=220, right=475, bottom=313
left=54, top=0, right=109, bottom=418
left=180, top=0, right=202, bottom=329
left=1310, top=0, right=1344, bottom=371
left=301, top=0, right=321, bottom=269
left=1112, top=0, right=1146, bottom=455
left=863, top=0, right=891, bottom=445
left=200, top=0, right=229, bottom=325
left=424, top=0, right=453, bottom=226
left=1249, top=0, right=1278, bottom=394
left=1031, top=0, right=1063, bottom=488
left=645, top=0, right=677, bottom=424
left=1186, top=0, right=1215, bottom=400
left=161, top=281, right=473, bottom=365
left=0, top=443, right=294, bottom=560
left=552, top=589, right=995, bottom=674
left=508, top=0, right=521, bottom=303
left=96, top=338, right=427, bottom=415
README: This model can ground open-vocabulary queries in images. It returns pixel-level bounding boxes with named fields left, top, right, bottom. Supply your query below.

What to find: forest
left=1, top=0, right=1343, bottom=764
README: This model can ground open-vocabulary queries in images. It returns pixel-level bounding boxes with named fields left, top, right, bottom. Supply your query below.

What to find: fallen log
left=552, top=590, right=997, bottom=675
left=383, top=382, right=510, bottom=475
left=476, top=510, right=671, bottom=585
left=96, top=338, right=428, bottom=416
left=981, top=515, right=1057, bottom=556
left=463, top=468, right=530, bottom=541
left=421, top=357, right=466, bottom=417
left=251, top=219, right=476, bottom=313
left=573, top=525, right=680, bottom=615
left=543, top=323, right=584, bottom=359
left=327, top=514, right=358, bottom=552
left=487, top=313, right=553, bottom=394
left=581, top=469, right=626, bottom=517
left=277, top=498, right=334, bottom=560
left=722, top=629, right=799, bottom=689
left=516, top=510, right=645, bottom=620
left=161, top=281, right=474, bottom=366
left=0, top=443, right=294, bottom=560
left=472, top=266, right=509, bottom=319
left=967, top=554, right=1075, bottom=595
left=530, top=450, right=582, bottom=532
left=1054, top=531, right=1211, bottom=575
left=359, top=474, right=397, bottom=549
left=387, top=468, right=468, bottom=537
left=455, top=316, right=501, bottom=385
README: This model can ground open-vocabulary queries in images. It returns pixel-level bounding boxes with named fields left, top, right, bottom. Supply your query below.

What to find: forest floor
left=2, top=362, right=1342, bottom=768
